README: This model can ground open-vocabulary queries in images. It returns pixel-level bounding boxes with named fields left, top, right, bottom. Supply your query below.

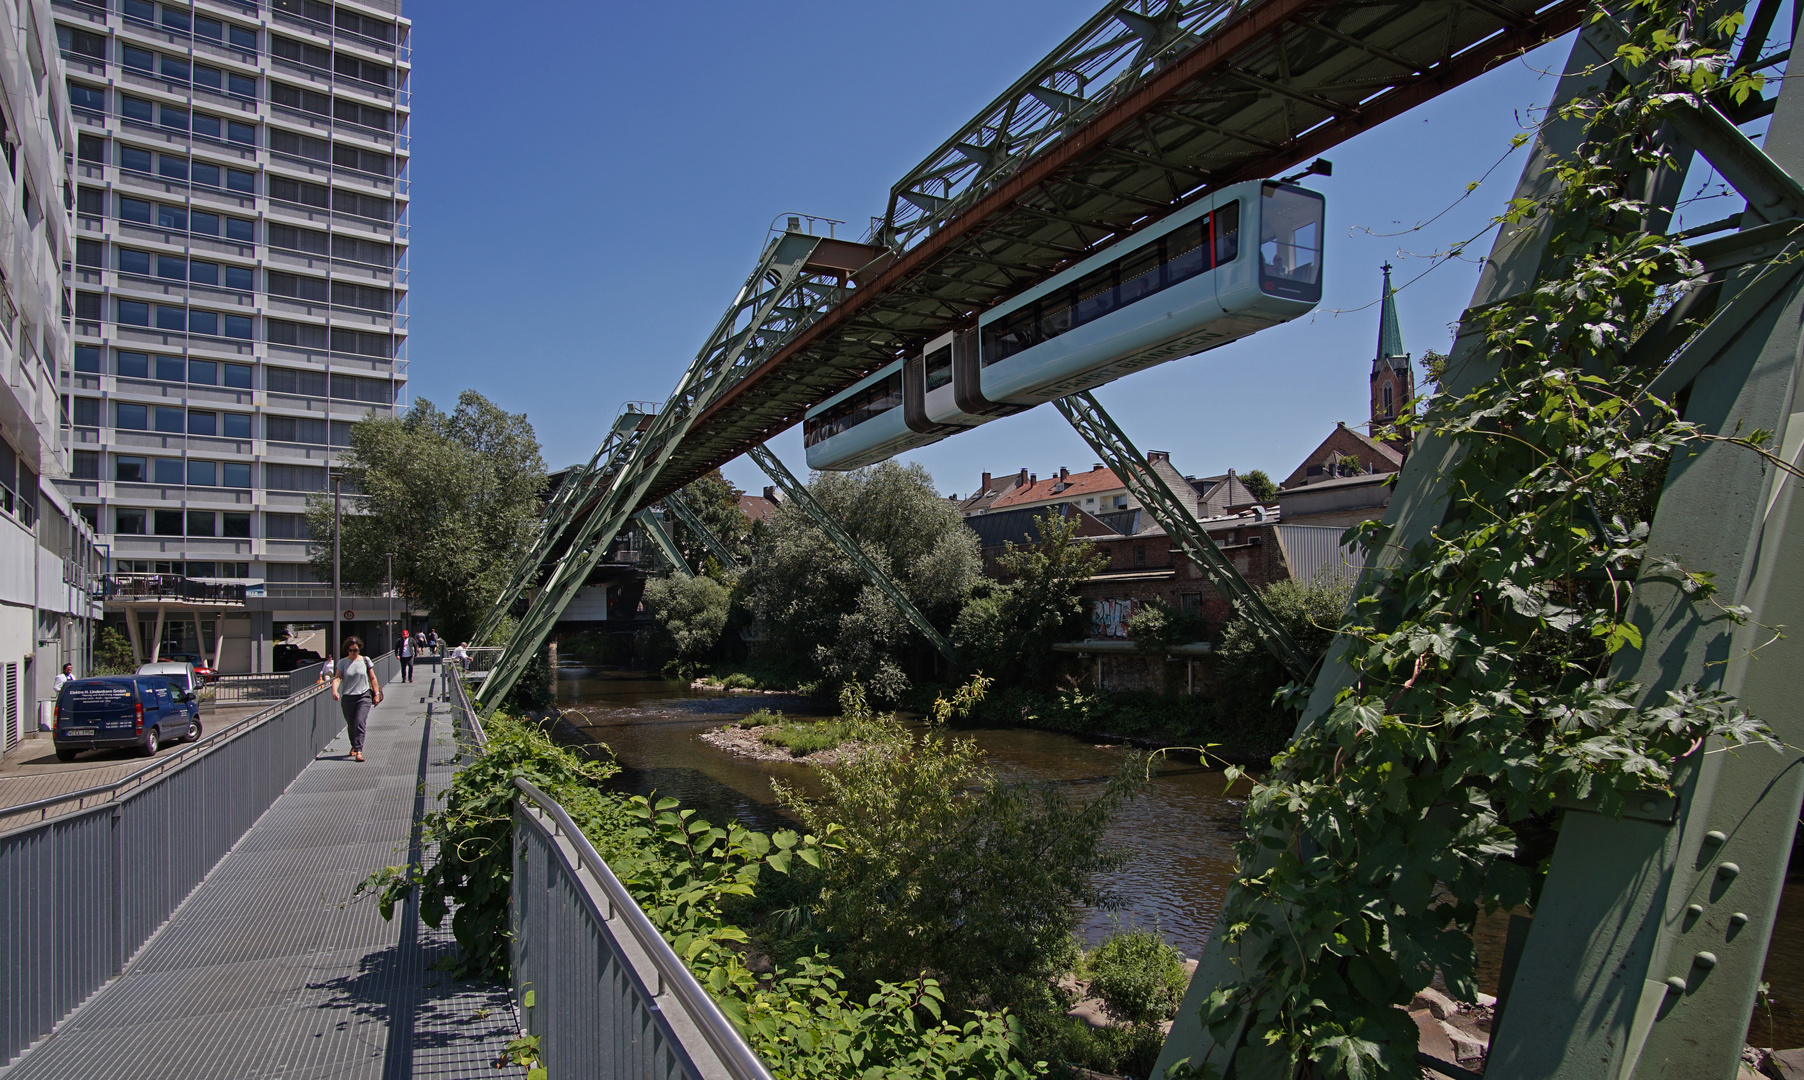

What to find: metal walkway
left=1, top=674, right=522, bottom=1080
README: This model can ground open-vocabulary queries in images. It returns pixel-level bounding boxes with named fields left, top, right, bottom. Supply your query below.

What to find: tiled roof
left=738, top=495, right=777, bottom=523
left=964, top=503, right=1115, bottom=549
left=988, top=465, right=1122, bottom=509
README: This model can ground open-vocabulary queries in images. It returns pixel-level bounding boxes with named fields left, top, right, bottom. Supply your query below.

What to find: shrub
left=736, top=708, right=783, bottom=729
left=1212, top=573, right=1353, bottom=745
left=641, top=573, right=732, bottom=676
left=720, top=672, right=757, bottom=690
left=1086, top=927, right=1187, bottom=1026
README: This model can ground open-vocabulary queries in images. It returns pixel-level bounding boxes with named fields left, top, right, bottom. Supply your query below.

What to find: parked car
left=54, top=676, right=203, bottom=760
left=273, top=644, right=324, bottom=673
left=137, top=661, right=200, bottom=696
left=165, top=652, right=220, bottom=683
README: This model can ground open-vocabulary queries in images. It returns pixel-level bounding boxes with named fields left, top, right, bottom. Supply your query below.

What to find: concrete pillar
left=250, top=610, right=274, bottom=673
left=124, top=604, right=142, bottom=664
left=150, top=607, right=164, bottom=663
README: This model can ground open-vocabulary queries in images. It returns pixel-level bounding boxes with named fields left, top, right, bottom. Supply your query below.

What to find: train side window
left=925, top=346, right=952, bottom=391
left=1038, top=290, right=1074, bottom=340
left=1117, top=246, right=1161, bottom=307
left=1165, top=221, right=1208, bottom=285
left=1074, top=265, right=1118, bottom=326
left=1214, top=201, right=1240, bottom=266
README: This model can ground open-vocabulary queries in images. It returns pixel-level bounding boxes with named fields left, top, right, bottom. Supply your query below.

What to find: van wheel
left=185, top=720, right=202, bottom=743
left=142, top=727, right=160, bottom=756
left=55, top=748, right=77, bottom=762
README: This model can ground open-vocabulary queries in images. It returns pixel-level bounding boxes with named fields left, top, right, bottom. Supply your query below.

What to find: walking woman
left=331, top=637, right=382, bottom=762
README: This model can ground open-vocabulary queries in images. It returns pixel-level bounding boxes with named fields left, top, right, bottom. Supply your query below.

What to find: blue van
left=54, top=676, right=203, bottom=762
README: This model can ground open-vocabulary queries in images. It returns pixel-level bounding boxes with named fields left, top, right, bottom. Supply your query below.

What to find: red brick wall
left=1076, top=523, right=1286, bottom=637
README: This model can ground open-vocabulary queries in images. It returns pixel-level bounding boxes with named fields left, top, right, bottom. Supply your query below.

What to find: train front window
left=1259, top=184, right=1324, bottom=299
left=925, top=346, right=952, bottom=391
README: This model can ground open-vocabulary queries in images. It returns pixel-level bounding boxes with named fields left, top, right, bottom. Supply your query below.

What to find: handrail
left=1, top=683, right=327, bottom=824
left=513, top=777, right=775, bottom=1080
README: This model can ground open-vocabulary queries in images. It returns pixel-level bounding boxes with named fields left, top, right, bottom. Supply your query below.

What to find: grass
left=697, top=661, right=819, bottom=696
left=756, top=719, right=857, bottom=758
left=735, top=709, right=785, bottom=729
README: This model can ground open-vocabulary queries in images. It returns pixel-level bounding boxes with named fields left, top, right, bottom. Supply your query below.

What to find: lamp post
left=385, top=552, right=395, bottom=657
left=332, top=475, right=342, bottom=663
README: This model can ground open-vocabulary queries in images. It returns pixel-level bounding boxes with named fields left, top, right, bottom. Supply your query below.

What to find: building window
left=119, top=249, right=150, bottom=275
left=186, top=511, right=215, bottom=537
left=188, top=411, right=216, bottom=436
left=77, top=134, right=105, bottom=164
left=266, top=366, right=327, bottom=396
left=224, top=315, right=254, bottom=339
left=58, top=26, right=108, bottom=61
left=75, top=292, right=102, bottom=321
left=72, top=451, right=100, bottom=480
left=115, top=507, right=147, bottom=534
left=121, top=45, right=153, bottom=72
left=223, top=363, right=253, bottom=389
left=158, top=204, right=186, bottom=230
left=1133, top=545, right=1146, bottom=568
left=222, top=462, right=252, bottom=488
left=116, top=456, right=147, bottom=482
left=265, top=464, right=327, bottom=492
left=77, top=188, right=104, bottom=217
left=118, top=299, right=150, bottom=327
left=222, top=512, right=252, bottom=538
left=118, top=196, right=151, bottom=223
left=119, top=145, right=152, bottom=173
left=153, top=458, right=183, bottom=485
left=226, top=216, right=255, bottom=242
left=75, top=239, right=103, bottom=267
left=155, top=305, right=186, bottom=332
left=188, top=460, right=217, bottom=487
left=157, top=254, right=186, bottom=280
left=1382, top=382, right=1394, bottom=417
left=1113, top=496, right=1128, bottom=509
left=154, top=509, right=183, bottom=536
left=72, top=398, right=100, bottom=426
left=226, top=168, right=255, bottom=194
left=222, top=413, right=252, bottom=438
left=157, top=356, right=185, bottom=381
left=265, top=512, right=311, bottom=540
left=117, top=352, right=150, bottom=379
left=267, top=320, right=328, bottom=351
left=67, top=82, right=104, bottom=113
left=74, top=346, right=101, bottom=373
left=153, top=406, right=184, bottom=434
left=115, top=403, right=148, bottom=430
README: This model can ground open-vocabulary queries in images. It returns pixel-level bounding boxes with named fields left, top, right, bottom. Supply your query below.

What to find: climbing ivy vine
left=1182, top=4, right=1782, bottom=1077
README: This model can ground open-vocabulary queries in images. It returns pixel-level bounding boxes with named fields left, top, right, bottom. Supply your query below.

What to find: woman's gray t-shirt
left=339, top=656, right=374, bottom=697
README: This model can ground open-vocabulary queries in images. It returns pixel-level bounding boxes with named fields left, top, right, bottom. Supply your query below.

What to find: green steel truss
left=746, top=443, right=958, bottom=664
left=476, top=231, right=852, bottom=708
left=664, top=491, right=743, bottom=571
left=1054, top=391, right=1312, bottom=683
left=1157, top=8, right=1804, bottom=1076
left=634, top=509, right=693, bottom=578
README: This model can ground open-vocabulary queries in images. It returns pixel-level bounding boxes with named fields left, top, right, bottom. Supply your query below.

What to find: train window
left=925, top=346, right=953, bottom=391
left=1259, top=186, right=1322, bottom=296
left=981, top=200, right=1240, bottom=366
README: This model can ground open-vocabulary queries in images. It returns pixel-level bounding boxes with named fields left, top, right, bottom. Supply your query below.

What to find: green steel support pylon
left=746, top=443, right=958, bottom=664
left=477, top=231, right=849, bottom=709
left=634, top=510, right=693, bottom=578
left=665, top=491, right=742, bottom=571
left=1054, top=391, right=1312, bottom=684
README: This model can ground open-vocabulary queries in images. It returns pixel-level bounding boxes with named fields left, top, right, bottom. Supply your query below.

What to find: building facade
left=0, top=0, right=105, bottom=750
left=51, top=0, right=410, bottom=670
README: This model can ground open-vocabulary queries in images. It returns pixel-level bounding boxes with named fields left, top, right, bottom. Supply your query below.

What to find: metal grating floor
left=2, top=680, right=522, bottom=1079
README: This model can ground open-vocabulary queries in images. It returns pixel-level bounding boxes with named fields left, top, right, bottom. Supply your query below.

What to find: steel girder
left=1156, top=8, right=1801, bottom=1075
left=471, top=405, right=654, bottom=646
left=476, top=232, right=848, bottom=708
left=664, top=491, right=743, bottom=571
left=647, top=0, right=1585, bottom=504
left=746, top=444, right=959, bottom=664
left=1054, top=391, right=1312, bottom=683
left=634, top=509, right=693, bottom=578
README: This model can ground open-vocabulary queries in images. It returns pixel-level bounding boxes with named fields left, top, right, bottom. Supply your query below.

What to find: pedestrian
left=319, top=653, right=334, bottom=685
left=54, top=663, right=73, bottom=694
left=330, top=637, right=381, bottom=762
left=451, top=641, right=468, bottom=670
left=399, top=629, right=415, bottom=683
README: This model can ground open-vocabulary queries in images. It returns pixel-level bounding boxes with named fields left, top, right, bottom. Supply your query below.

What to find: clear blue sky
left=404, top=3, right=1587, bottom=497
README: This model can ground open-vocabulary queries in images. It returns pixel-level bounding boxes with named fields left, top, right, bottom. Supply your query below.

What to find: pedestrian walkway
left=2, top=674, right=522, bottom=1080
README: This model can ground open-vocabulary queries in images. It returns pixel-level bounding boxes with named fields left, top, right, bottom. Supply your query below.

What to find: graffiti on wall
left=1091, top=597, right=1142, bottom=639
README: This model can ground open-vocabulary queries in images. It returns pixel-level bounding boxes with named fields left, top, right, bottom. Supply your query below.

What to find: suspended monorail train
left=803, top=179, right=1326, bottom=470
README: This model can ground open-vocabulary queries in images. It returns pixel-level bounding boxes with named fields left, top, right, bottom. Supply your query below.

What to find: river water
left=551, top=668, right=1804, bottom=1047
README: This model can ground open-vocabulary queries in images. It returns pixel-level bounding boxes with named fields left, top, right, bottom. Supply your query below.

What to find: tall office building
left=52, top=0, right=410, bottom=671
left=1, top=0, right=104, bottom=750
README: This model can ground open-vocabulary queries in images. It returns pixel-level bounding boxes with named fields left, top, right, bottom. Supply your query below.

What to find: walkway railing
left=0, top=653, right=397, bottom=1067
left=439, top=669, right=770, bottom=1080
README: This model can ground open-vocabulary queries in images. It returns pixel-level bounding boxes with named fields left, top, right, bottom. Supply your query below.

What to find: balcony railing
left=106, top=573, right=246, bottom=603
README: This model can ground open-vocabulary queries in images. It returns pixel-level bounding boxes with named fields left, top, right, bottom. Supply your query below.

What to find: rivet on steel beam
left=1718, top=862, right=1741, bottom=879
left=1686, top=903, right=1704, bottom=917
left=1703, top=830, right=1728, bottom=846
left=1695, top=951, right=1718, bottom=968
left=1665, top=976, right=1688, bottom=993
left=1730, top=912, right=1750, bottom=927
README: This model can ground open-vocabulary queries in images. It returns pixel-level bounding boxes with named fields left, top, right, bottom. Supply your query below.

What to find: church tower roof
left=1376, top=262, right=1406, bottom=366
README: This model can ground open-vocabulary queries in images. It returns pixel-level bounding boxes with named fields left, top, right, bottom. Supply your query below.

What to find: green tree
left=1212, top=573, right=1352, bottom=747
left=1242, top=469, right=1278, bottom=503
left=661, top=470, right=751, bottom=576
left=641, top=574, right=733, bottom=675
left=954, top=509, right=1103, bottom=686
left=776, top=681, right=1146, bottom=1027
left=94, top=625, right=135, bottom=674
left=307, top=391, right=545, bottom=644
left=744, top=461, right=978, bottom=698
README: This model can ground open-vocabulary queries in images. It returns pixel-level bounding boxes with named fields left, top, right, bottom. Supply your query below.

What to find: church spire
left=1376, top=262, right=1405, bottom=364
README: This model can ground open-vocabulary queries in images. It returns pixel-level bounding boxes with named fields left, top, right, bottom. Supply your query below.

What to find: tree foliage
left=777, top=680, right=1146, bottom=1025
left=1242, top=470, right=1278, bottom=503
left=308, top=391, right=545, bottom=642
left=953, top=509, right=1103, bottom=686
left=1183, top=10, right=1781, bottom=1076
left=641, top=573, right=733, bottom=675
left=745, top=462, right=979, bottom=698
left=1212, top=574, right=1353, bottom=742
left=663, top=469, right=752, bottom=574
